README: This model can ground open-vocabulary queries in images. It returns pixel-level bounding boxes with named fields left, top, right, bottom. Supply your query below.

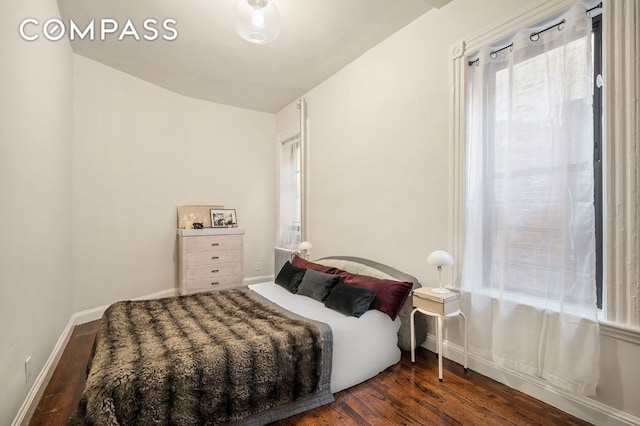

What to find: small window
left=277, top=134, right=301, bottom=249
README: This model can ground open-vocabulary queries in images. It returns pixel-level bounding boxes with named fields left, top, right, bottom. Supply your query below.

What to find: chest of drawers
left=177, top=228, right=245, bottom=295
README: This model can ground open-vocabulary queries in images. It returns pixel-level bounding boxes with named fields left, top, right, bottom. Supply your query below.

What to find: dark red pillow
left=337, top=271, right=413, bottom=321
left=291, top=255, right=338, bottom=274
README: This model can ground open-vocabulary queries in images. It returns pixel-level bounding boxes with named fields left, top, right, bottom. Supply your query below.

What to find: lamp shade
left=427, top=250, right=454, bottom=267
left=298, top=241, right=312, bottom=251
left=233, top=0, right=280, bottom=45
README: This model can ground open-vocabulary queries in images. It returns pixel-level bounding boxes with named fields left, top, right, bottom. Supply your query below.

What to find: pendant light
left=233, top=0, right=281, bottom=45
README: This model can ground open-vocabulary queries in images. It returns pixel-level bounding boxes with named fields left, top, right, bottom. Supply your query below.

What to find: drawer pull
left=211, top=282, right=219, bottom=286
left=211, top=269, right=219, bottom=273
left=211, top=256, right=219, bottom=260
left=211, top=243, right=219, bottom=246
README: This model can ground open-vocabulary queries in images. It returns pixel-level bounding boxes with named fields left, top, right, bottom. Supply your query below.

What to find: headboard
left=316, top=256, right=427, bottom=352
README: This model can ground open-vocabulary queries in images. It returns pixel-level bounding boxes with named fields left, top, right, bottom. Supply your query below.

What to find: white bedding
left=249, top=281, right=401, bottom=393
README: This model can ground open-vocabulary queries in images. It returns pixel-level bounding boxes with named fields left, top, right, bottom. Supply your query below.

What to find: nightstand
left=410, top=287, right=468, bottom=381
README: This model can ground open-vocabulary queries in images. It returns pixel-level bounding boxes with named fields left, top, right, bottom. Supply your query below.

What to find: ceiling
left=57, top=0, right=450, bottom=113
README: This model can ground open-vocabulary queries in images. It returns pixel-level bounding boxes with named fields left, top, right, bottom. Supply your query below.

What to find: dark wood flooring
left=30, top=320, right=591, bottom=425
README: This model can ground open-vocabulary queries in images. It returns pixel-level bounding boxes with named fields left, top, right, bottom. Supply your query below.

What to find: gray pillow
left=296, top=269, right=340, bottom=302
left=275, top=261, right=306, bottom=293
left=324, top=282, right=377, bottom=318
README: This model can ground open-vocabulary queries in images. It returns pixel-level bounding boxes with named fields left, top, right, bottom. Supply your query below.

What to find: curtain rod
left=468, top=2, right=602, bottom=67
left=529, top=19, right=565, bottom=41
left=586, top=2, right=602, bottom=15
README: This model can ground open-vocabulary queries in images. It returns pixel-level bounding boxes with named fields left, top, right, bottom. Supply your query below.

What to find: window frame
left=449, top=0, right=604, bottom=306
left=276, top=133, right=302, bottom=249
left=591, top=13, right=603, bottom=309
left=451, top=0, right=640, bottom=340
left=468, top=25, right=601, bottom=305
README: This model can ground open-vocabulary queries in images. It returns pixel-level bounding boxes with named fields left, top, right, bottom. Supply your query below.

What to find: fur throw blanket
left=69, top=288, right=333, bottom=425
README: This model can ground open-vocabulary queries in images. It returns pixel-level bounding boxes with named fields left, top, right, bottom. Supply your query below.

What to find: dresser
left=177, top=228, right=245, bottom=295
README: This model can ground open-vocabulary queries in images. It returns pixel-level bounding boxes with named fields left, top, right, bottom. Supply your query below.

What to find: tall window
left=460, top=4, right=600, bottom=395
left=464, top=8, right=601, bottom=310
left=277, top=134, right=301, bottom=249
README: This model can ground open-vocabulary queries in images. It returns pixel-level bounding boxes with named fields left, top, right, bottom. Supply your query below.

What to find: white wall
left=277, top=0, right=532, bottom=287
left=72, top=55, right=276, bottom=311
left=276, top=0, right=640, bottom=423
left=0, top=1, right=74, bottom=424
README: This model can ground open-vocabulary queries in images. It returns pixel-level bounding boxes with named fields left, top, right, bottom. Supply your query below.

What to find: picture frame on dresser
left=177, top=204, right=224, bottom=229
left=211, top=208, right=237, bottom=228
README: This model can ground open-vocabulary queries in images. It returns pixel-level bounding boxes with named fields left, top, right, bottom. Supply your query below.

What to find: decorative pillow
left=337, top=272, right=413, bottom=320
left=324, top=282, right=377, bottom=318
left=291, top=255, right=338, bottom=274
left=274, top=261, right=306, bottom=293
left=296, top=269, right=340, bottom=302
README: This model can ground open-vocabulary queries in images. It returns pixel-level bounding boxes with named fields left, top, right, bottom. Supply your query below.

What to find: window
left=456, top=4, right=603, bottom=393
left=453, top=0, right=640, bottom=333
left=277, top=134, right=301, bottom=249
left=462, top=5, right=600, bottom=310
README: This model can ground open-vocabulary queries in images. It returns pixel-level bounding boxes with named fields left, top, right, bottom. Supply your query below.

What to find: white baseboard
left=12, top=288, right=178, bottom=425
left=71, top=283, right=271, bottom=326
left=12, top=317, right=75, bottom=426
left=420, top=335, right=640, bottom=426
left=72, top=288, right=177, bottom=325
left=244, top=275, right=274, bottom=285
left=72, top=283, right=273, bottom=326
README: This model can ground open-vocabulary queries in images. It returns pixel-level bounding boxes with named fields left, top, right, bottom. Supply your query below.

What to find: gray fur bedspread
left=69, top=287, right=334, bottom=425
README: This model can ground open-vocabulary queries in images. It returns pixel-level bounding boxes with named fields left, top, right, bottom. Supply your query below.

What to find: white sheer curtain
left=461, top=4, right=599, bottom=395
left=277, top=134, right=301, bottom=250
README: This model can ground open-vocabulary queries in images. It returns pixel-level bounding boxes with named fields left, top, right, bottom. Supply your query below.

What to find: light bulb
left=233, top=0, right=280, bottom=45
left=251, top=10, right=265, bottom=29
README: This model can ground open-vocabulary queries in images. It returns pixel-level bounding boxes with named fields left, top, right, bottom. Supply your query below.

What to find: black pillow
left=296, top=269, right=340, bottom=302
left=324, top=282, right=378, bottom=318
left=275, top=261, right=306, bottom=293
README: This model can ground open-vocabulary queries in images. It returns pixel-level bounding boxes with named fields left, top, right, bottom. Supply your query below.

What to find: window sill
left=455, top=287, right=640, bottom=344
left=598, top=321, right=640, bottom=345
left=457, top=286, right=597, bottom=318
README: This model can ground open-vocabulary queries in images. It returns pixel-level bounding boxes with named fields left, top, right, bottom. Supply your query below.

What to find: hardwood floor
left=30, top=320, right=591, bottom=426
left=30, top=321, right=100, bottom=425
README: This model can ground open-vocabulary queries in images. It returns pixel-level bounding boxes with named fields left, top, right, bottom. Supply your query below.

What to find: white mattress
left=249, top=282, right=401, bottom=393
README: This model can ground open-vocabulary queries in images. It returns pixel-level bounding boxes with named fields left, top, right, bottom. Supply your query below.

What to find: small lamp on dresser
left=298, top=241, right=312, bottom=260
left=427, top=250, right=454, bottom=294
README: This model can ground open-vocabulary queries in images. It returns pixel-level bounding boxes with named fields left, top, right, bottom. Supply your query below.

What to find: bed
left=70, top=256, right=426, bottom=425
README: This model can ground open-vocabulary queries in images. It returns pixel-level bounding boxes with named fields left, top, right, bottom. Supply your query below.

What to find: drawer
left=187, top=262, right=242, bottom=280
left=185, top=235, right=242, bottom=253
left=413, top=294, right=460, bottom=316
left=184, top=275, right=242, bottom=294
left=186, top=249, right=241, bottom=266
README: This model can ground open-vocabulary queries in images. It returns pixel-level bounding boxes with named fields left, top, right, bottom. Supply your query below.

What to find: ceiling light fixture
left=233, top=0, right=280, bottom=45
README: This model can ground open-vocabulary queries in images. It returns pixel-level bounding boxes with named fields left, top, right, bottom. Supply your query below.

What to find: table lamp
left=298, top=241, right=312, bottom=260
left=427, top=250, right=454, bottom=294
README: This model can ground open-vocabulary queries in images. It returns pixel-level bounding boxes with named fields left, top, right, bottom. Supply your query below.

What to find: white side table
left=410, top=287, right=468, bottom=381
